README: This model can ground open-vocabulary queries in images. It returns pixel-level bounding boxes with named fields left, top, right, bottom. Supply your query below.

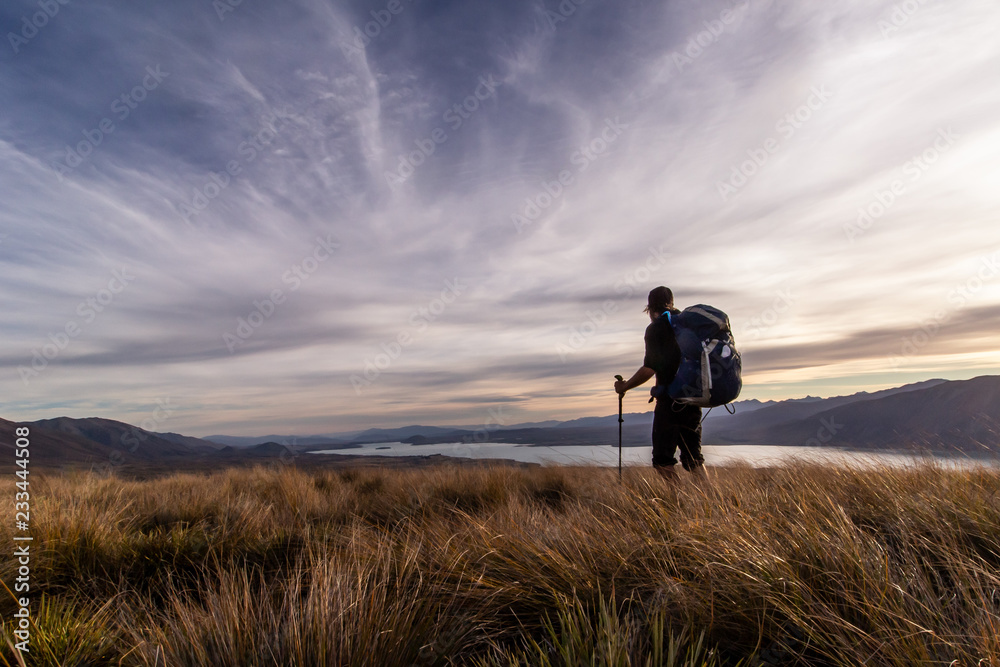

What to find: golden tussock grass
left=2, top=459, right=999, bottom=666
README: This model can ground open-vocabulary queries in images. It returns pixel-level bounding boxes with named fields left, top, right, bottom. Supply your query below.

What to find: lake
left=308, top=441, right=998, bottom=469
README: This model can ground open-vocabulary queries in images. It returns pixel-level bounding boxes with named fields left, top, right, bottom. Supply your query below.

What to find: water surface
left=309, top=441, right=998, bottom=469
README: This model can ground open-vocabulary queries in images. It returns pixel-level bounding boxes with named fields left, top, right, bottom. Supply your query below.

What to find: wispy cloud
left=2, top=0, right=999, bottom=434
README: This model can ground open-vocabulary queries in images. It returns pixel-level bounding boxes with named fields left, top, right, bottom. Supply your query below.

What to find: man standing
left=614, top=286, right=704, bottom=478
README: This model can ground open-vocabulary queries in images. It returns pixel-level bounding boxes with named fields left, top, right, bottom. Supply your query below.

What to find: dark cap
left=643, top=286, right=673, bottom=313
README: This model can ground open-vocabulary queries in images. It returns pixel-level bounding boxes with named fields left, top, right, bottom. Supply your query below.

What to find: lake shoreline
left=306, top=441, right=1000, bottom=469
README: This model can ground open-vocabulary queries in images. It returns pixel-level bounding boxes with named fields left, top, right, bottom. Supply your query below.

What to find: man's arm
left=614, top=366, right=654, bottom=395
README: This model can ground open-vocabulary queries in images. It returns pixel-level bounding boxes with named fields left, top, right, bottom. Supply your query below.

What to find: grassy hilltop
left=2, top=461, right=999, bottom=666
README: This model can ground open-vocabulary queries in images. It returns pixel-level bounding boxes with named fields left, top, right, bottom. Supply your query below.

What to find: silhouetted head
left=643, top=286, right=673, bottom=316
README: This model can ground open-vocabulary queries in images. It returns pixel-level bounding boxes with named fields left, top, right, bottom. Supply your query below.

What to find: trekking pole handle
left=614, top=375, right=624, bottom=422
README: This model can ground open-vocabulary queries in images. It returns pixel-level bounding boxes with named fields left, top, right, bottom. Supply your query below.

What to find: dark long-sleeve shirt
left=642, top=310, right=682, bottom=388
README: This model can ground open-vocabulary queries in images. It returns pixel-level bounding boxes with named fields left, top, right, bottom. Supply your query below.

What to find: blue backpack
left=656, top=305, right=742, bottom=408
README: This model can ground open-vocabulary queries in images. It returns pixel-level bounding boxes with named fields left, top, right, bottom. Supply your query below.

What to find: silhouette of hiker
left=614, top=286, right=704, bottom=479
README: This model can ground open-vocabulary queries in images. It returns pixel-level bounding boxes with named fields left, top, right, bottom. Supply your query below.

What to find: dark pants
left=652, top=399, right=703, bottom=471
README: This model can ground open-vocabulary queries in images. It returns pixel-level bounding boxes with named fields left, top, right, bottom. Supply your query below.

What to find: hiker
left=614, top=286, right=704, bottom=479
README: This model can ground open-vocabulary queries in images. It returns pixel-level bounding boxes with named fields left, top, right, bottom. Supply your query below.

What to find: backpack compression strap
left=685, top=306, right=728, bottom=330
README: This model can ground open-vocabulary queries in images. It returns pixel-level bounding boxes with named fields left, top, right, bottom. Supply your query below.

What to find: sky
left=2, top=0, right=999, bottom=437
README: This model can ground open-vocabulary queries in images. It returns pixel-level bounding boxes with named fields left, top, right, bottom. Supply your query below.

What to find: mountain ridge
left=3, top=376, right=997, bottom=467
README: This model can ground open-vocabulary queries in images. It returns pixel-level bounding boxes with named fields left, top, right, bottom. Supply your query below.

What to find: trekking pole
left=614, top=375, right=624, bottom=480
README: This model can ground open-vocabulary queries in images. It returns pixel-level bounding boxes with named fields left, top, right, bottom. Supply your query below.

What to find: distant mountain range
left=3, top=376, right=999, bottom=469
left=0, top=416, right=228, bottom=466
left=705, top=376, right=998, bottom=453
